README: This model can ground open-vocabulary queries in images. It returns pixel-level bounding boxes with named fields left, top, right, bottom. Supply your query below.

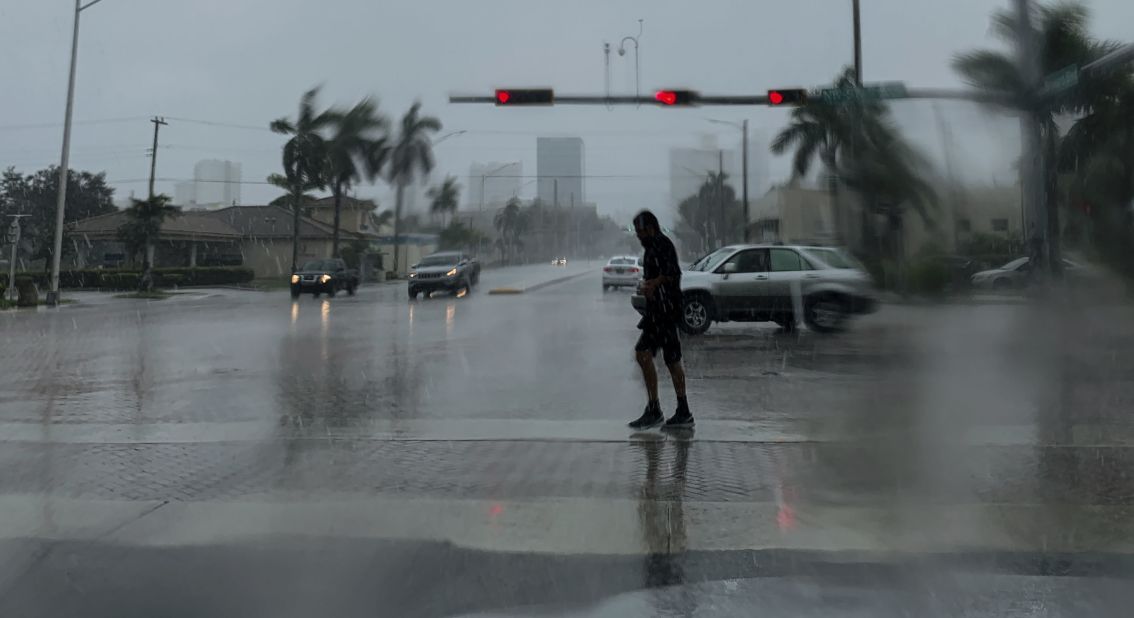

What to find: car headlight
left=320, top=274, right=332, bottom=283
left=290, top=274, right=300, bottom=284
left=408, top=272, right=416, bottom=278
left=446, top=268, right=457, bottom=277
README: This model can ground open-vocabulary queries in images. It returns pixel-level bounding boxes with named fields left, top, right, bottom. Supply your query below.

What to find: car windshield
left=1001, top=257, right=1029, bottom=270
left=802, top=248, right=861, bottom=270
left=609, top=257, right=637, bottom=265
left=301, top=260, right=338, bottom=271
left=418, top=255, right=459, bottom=267
left=689, top=248, right=734, bottom=272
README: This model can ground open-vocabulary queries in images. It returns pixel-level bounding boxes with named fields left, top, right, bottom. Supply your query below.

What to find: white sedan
left=602, top=256, right=642, bottom=291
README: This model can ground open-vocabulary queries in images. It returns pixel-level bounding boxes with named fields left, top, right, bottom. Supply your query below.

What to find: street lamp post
left=480, top=162, right=518, bottom=259
left=48, top=0, right=106, bottom=306
left=707, top=118, right=750, bottom=243
left=617, top=19, right=644, bottom=106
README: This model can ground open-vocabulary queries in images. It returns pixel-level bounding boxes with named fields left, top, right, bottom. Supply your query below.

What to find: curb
left=489, top=270, right=591, bottom=295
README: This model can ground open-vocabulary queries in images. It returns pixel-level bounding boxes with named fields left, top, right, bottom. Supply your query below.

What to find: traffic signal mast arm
left=452, top=85, right=1013, bottom=106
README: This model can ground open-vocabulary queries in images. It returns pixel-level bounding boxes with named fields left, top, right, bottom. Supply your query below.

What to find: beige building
left=749, top=181, right=1022, bottom=257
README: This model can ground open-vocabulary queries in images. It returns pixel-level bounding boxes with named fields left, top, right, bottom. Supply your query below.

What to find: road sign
left=819, top=81, right=908, bottom=104
left=1037, top=65, right=1079, bottom=98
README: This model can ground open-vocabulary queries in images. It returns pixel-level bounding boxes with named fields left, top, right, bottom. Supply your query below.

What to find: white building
left=176, top=160, right=241, bottom=209
left=537, top=137, right=584, bottom=207
left=468, top=161, right=523, bottom=209
left=669, top=135, right=740, bottom=212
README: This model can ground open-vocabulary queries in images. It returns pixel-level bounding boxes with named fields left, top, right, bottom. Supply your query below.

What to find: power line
left=162, top=116, right=276, bottom=132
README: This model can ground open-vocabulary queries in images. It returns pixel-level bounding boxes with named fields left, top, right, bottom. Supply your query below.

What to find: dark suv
left=290, top=258, right=359, bottom=298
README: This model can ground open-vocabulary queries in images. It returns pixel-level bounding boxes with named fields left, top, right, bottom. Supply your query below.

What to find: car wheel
left=312, top=290, right=320, bottom=298
left=290, top=287, right=300, bottom=299
left=408, top=288, right=418, bottom=300
left=679, top=294, right=713, bottom=335
left=325, top=286, right=336, bottom=298
left=602, top=284, right=610, bottom=292
left=992, top=278, right=1010, bottom=291
left=804, top=295, right=847, bottom=333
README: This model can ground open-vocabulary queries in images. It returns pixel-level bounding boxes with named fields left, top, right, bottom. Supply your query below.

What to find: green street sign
left=1038, top=65, right=1079, bottom=98
left=819, top=82, right=908, bottom=104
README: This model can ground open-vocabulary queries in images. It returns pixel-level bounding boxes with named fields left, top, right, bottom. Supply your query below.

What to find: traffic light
left=767, top=89, right=808, bottom=106
left=494, top=89, right=554, bottom=106
left=654, top=90, right=698, bottom=106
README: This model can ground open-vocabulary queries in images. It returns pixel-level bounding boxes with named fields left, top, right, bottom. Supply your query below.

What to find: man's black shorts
left=636, top=318, right=682, bottom=365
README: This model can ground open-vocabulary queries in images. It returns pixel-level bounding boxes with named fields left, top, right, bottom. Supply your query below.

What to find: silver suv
left=631, top=244, right=877, bottom=334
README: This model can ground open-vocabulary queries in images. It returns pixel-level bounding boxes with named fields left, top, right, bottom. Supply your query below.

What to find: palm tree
left=271, top=87, right=331, bottom=273
left=427, top=176, right=461, bottom=227
left=493, top=197, right=528, bottom=263
left=387, top=102, right=442, bottom=273
left=121, top=194, right=180, bottom=292
left=323, top=98, right=389, bottom=257
left=953, top=2, right=1120, bottom=270
left=266, top=173, right=318, bottom=208
left=771, top=66, right=936, bottom=255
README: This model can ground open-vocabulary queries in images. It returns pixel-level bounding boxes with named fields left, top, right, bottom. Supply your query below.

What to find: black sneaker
left=663, top=404, right=695, bottom=429
left=629, top=402, right=664, bottom=429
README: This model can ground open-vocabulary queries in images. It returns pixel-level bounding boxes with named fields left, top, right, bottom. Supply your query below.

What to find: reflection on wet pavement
left=3, top=270, right=1134, bottom=616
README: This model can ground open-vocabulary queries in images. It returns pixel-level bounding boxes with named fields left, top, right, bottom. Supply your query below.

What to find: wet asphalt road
left=2, top=264, right=1134, bottom=616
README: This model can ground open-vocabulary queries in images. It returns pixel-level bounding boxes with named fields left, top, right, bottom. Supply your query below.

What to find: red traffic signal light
left=767, top=89, right=808, bottom=106
left=494, top=89, right=554, bottom=106
left=654, top=90, right=698, bottom=106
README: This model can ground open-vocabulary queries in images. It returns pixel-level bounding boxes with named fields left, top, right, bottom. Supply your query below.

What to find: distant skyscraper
left=537, top=137, right=584, bottom=206
left=468, top=161, right=522, bottom=209
left=174, top=180, right=196, bottom=207
left=191, top=159, right=241, bottom=209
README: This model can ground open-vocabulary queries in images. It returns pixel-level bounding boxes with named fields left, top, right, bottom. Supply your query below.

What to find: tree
left=271, top=87, right=331, bottom=273
left=266, top=173, right=317, bottom=209
left=0, top=166, right=115, bottom=264
left=323, top=98, right=389, bottom=257
left=117, top=194, right=180, bottom=291
left=953, top=1, right=1123, bottom=271
left=387, top=102, right=442, bottom=273
left=427, top=176, right=460, bottom=226
left=493, top=197, right=529, bottom=263
left=438, top=220, right=484, bottom=253
left=674, top=172, right=744, bottom=253
left=771, top=66, right=937, bottom=256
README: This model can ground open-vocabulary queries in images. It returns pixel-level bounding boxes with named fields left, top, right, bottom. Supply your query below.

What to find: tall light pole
left=1014, top=0, right=1048, bottom=273
left=432, top=129, right=467, bottom=147
left=852, top=0, right=863, bottom=85
left=708, top=118, right=750, bottom=243
left=618, top=19, right=644, bottom=106
left=479, top=162, right=518, bottom=258
left=48, top=0, right=107, bottom=306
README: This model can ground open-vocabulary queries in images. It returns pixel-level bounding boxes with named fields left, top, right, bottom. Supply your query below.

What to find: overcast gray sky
left=2, top=0, right=1132, bottom=223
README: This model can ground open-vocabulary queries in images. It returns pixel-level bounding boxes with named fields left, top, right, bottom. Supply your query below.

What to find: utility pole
left=741, top=119, right=750, bottom=243
left=718, top=150, right=725, bottom=247
left=147, top=116, right=168, bottom=199
left=1014, top=0, right=1048, bottom=274
left=553, top=178, right=559, bottom=256
left=852, top=0, right=863, bottom=85
left=48, top=0, right=107, bottom=306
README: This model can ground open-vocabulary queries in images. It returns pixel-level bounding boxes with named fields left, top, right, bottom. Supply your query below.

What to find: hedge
left=14, top=267, right=255, bottom=290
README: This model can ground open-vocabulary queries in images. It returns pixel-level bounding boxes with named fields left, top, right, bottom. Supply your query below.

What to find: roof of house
left=68, top=203, right=381, bottom=242
left=305, top=195, right=379, bottom=211
left=68, top=210, right=242, bottom=240
left=207, top=204, right=353, bottom=239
